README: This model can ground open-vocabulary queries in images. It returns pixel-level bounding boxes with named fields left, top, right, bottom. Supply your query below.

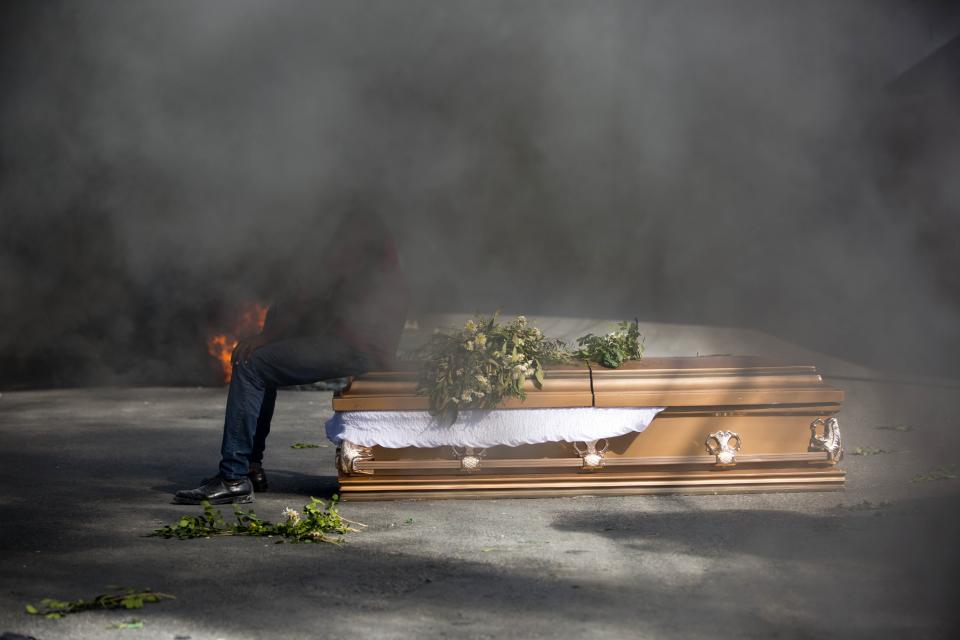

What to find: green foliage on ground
left=851, top=446, right=892, bottom=456
left=149, top=497, right=360, bottom=544
left=875, top=424, right=914, bottom=432
left=912, top=465, right=958, bottom=483
left=25, top=588, right=173, bottom=620
left=107, top=619, right=144, bottom=629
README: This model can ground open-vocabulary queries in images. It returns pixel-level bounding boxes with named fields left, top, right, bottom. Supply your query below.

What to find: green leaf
left=876, top=424, right=914, bottom=432
left=108, top=619, right=144, bottom=630
left=851, top=446, right=890, bottom=456
left=25, top=603, right=39, bottom=615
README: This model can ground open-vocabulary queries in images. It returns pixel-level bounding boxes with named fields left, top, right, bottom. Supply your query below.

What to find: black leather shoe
left=247, top=464, right=268, bottom=492
left=173, top=475, right=254, bottom=505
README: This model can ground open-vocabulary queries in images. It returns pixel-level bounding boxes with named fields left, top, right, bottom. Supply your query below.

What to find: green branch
left=150, top=497, right=361, bottom=544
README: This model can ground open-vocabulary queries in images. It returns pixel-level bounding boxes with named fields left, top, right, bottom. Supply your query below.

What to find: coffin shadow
left=550, top=494, right=960, bottom=595
left=551, top=494, right=960, bottom=554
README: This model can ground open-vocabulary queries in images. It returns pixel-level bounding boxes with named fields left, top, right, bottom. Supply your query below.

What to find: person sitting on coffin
left=174, top=206, right=408, bottom=504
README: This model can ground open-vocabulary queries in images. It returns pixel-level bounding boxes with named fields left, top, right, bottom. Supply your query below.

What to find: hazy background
left=1, top=0, right=958, bottom=387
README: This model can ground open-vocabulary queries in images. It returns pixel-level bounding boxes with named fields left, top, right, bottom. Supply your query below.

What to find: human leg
left=176, top=335, right=373, bottom=504
left=217, top=335, right=374, bottom=480
left=251, top=387, right=276, bottom=464
left=173, top=360, right=269, bottom=503
left=248, top=388, right=276, bottom=490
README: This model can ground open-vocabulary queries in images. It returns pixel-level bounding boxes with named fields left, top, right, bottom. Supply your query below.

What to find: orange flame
left=207, top=302, right=269, bottom=384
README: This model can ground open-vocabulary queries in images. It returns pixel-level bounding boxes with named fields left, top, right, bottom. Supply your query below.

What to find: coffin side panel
left=330, top=356, right=846, bottom=499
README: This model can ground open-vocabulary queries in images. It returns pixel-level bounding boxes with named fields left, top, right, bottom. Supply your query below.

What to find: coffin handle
left=705, top=431, right=741, bottom=467
left=451, top=446, right=485, bottom=472
left=573, top=439, right=608, bottom=471
left=809, top=417, right=843, bottom=463
left=338, top=441, right=375, bottom=475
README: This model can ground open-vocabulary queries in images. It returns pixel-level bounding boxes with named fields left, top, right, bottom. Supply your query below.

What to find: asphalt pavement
left=1, top=333, right=959, bottom=639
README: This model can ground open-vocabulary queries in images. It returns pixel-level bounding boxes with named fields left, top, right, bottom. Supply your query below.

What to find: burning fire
left=207, top=302, right=269, bottom=384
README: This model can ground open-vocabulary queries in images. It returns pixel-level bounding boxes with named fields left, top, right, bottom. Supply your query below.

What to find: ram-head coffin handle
left=451, top=446, right=486, bottom=472
left=573, top=439, right=609, bottom=471
left=705, top=431, right=741, bottom=467
left=809, top=417, right=843, bottom=463
left=338, top=441, right=375, bottom=475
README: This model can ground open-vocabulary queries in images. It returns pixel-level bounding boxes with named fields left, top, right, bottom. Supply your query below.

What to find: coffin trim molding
left=347, top=449, right=831, bottom=471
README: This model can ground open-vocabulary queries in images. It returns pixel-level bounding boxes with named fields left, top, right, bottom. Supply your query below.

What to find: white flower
left=464, top=340, right=475, bottom=351
left=465, top=320, right=478, bottom=333
left=461, top=391, right=472, bottom=402
left=475, top=334, right=487, bottom=348
left=475, top=374, right=488, bottom=385
left=282, top=508, right=301, bottom=525
left=516, top=315, right=527, bottom=325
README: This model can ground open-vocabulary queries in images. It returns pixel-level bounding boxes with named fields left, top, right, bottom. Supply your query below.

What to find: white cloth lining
left=325, top=407, right=665, bottom=449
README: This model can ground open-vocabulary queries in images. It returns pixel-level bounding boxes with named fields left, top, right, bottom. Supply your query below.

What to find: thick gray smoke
left=1, top=0, right=958, bottom=386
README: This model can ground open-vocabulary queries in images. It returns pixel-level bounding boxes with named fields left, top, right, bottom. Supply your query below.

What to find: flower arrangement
left=416, top=314, right=570, bottom=425
left=416, top=314, right=644, bottom=425
left=573, top=319, right=645, bottom=369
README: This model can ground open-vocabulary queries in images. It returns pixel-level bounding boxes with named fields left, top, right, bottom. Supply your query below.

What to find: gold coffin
left=331, top=356, right=845, bottom=500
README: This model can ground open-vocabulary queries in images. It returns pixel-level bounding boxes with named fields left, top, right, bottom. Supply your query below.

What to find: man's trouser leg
left=219, top=335, right=374, bottom=480
left=250, top=388, right=276, bottom=466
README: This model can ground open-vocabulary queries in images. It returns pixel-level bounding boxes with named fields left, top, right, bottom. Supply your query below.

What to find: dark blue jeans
left=219, top=334, right=375, bottom=479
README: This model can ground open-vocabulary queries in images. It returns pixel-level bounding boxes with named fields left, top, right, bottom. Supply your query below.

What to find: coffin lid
left=332, top=355, right=843, bottom=411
